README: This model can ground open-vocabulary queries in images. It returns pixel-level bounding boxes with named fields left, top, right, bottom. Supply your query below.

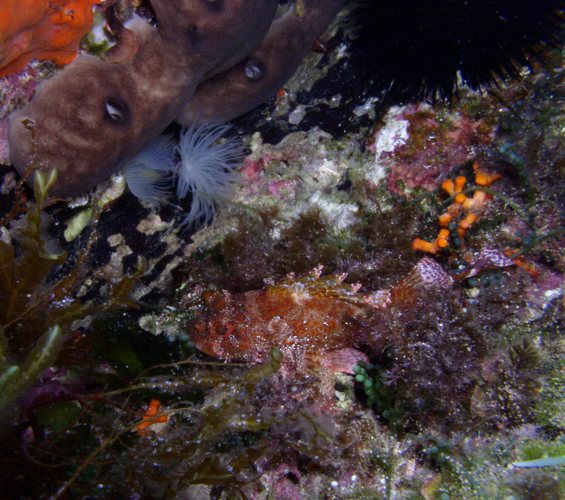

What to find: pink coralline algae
left=369, top=103, right=495, bottom=197
left=0, top=122, right=9, bottom=165
left=0, top=69, right=43, bottom=164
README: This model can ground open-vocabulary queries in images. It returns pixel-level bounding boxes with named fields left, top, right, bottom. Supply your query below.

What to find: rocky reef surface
left=0, top=3, right=563, bottom=498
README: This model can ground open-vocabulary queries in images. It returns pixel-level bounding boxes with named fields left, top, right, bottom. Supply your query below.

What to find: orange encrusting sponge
left=0, top=0, right=100, bottom=77
left=135, top=399, right=169, bottom=436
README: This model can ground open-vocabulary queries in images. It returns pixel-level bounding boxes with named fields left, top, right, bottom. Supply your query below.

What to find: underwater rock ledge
left=0, top=1, right=563, bottom=498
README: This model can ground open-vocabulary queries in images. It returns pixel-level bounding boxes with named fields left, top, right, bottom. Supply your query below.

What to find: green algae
left=64, top=207, right=93, bottom=242
left=0, top=166, right=186, bottom=494
left=0, top=324, right=63, bottom=419
left=50, top=349, right=287, bottom=496
left=0, top=169, right=83, bottom=420
left=353, top=361, right=404, bottom=430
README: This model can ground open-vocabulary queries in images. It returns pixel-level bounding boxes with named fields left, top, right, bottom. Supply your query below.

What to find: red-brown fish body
left=190, top=273, right=368, bottom=366
left=189, top=258, right=454, bottom=369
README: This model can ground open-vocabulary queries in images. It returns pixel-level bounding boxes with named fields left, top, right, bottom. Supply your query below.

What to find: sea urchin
left=351, top=0, right=563, bottom=101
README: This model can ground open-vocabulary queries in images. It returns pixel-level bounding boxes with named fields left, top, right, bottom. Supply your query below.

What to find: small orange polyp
left=463, top=190, right=487, bottom=210
left=455, top=193, right=467, bottom=204
left=454, top=176, right=466, bottom=192
left=437, top=228, right=450, bottom=239
left=412, top=238, right=439, bottom=254
left=459, top=213, right=478, bottom=230
left=473, top=162, right=501, bottom=186
left=441, top=179, right=455, bottom=196
left=436, top=237, right=449, bottom=249
left=136, top=399, right=169, bottom=436
left=436, top=228, right=450, bottom=248
left=438, top=213, right=451, bottom=226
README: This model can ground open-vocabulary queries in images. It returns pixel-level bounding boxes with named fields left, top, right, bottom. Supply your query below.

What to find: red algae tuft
left=368, top=104, right=495, bottom=198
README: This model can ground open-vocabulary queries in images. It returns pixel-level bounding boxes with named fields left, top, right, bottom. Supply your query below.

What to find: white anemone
left=123, top=135, right=175, bottom=205
left=124, top=123, right=244, bottom=228
left=175, top=122, right=244, bottom=227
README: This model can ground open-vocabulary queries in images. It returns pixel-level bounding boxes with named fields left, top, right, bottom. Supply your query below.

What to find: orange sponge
left=0, top=0, right=101, bottom=77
